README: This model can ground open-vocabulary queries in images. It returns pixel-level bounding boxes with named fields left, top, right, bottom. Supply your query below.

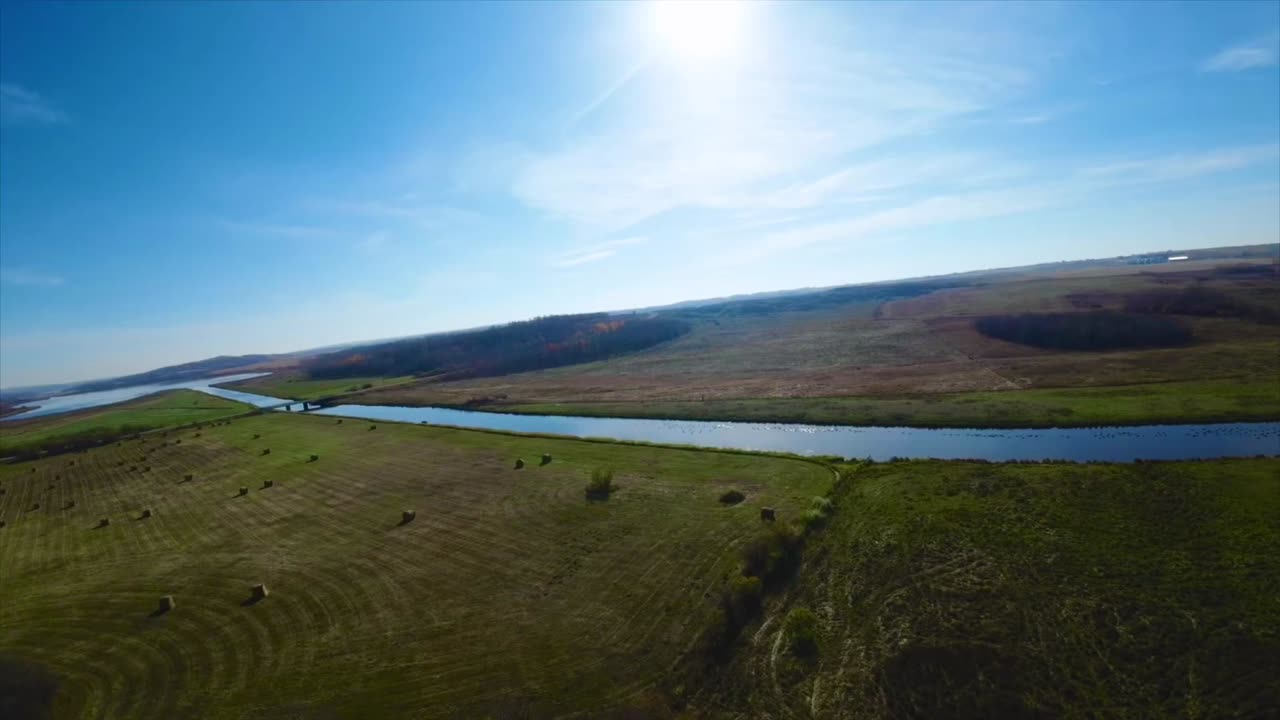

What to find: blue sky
left=2, top=1, right=1278, bottom=388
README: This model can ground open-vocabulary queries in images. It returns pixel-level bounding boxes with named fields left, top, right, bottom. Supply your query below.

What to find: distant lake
left=2, top=373, right=275, bottom=421
left=310, top=404, right=1280, bottom=462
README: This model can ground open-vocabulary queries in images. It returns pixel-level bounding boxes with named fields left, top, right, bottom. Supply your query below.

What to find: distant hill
left=66, top=354, right=279, bottom=394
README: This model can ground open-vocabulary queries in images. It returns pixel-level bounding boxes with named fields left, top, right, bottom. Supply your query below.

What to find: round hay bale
left=99, top=518, right=111, bottom=528
left=369, top=424, right=377, bottom=431
left=158, top=595, right=175, bottom=613
left=261, top=448, right=270, bottom=456
left=140, top=508, right=152, bottom=519
left=514, top=458, right=525, bottom=469
left=253, top=434, right=261, bottom=440
left=65, top=500, right=76, bottom=509
left=262, top=479, right=274, bottom=489
left=401, top=509, right=416, bottom=524
left=540, top=453, right=552, bottom=466
left=239, top=487, right=249, bottom=496
left=251, top=583, right=269, bottom=600
left=336, top=419, right=343, bottom=424
left=29, top=502, right=40, bottom=511
left=760, top=507, right=777, bottom=522
left=309, top=454, right=319, bottom=462
left=184, top=474, right=193, bottom=482
left=0, top=520, right=6, bottom=529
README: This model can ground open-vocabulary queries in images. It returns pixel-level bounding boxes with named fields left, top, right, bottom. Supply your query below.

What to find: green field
left=0, top=412, right=830, bottom=719
left=0, top=391, right=251, bottom=457
left=691, top=458, right=1280, bottom=718
left=500, top=378, right=1280, bottom=428
left=214, top=374, right=413, bottom=402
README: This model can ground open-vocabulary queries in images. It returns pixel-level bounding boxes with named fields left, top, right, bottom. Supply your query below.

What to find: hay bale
left=129, top=466, right=137, bottom=472
left=309, top=454, right=319, bottom=462
left=369, top=424, right=377, bottom=431
left=540, top=453, right=552, bottom=466
left=140, top=508, right=152, bottom=519
left=144, top=466, right=151, bottom=472
left=253, top=434, right=261, bottom=440
left=30, top=502, right=40, bottom=511
left=514, top=458, right=525, bottom=469
left=262, top=479, right=274, bottom=489
left=239, top=487, right=249, bottom=496
left=99, top=518, right=110, bottom=527
left=261, top=448, right=270, bottom=456
left=251, top=583, right=269, bottom=600
left=401, top=509, right=416, bottom=524
left=0, top=520, right=6, bottom=529
left=65, top=500, right=76, bottom=509
left=760, top=507, right=777, bottom=522
left=157, top=595, right=174, bottom=613
left=184, top=474, right=193, bottom=482
left=336, top=419, right=343, bottom=424
left=175, top=439, right=181, bottom=444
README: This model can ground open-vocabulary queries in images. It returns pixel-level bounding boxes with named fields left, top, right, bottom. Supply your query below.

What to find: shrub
left=585, top=468, right=615, bottom=499
left=784, top=606, right=819, bottom=657
left=800, top=496, right=835, bottom=531
left=741, top=524, right=802, bottom=583
left=719, top=489, right=746, bottom=505
left=724, top=575, right=763, bottom=625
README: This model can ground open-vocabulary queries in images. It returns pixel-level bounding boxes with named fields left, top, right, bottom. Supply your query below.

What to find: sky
left=1, top=1, right=1278, bottom=388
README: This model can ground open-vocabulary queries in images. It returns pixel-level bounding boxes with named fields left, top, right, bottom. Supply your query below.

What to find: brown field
left=354, top=258, right=1280, bottom=425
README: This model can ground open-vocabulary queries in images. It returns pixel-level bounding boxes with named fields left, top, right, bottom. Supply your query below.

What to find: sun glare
left=651, top=0, right=746, bottom=62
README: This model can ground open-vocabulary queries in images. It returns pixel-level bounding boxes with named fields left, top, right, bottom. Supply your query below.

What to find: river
left=308, top=404, right=1280, bottom=462
left=3, top=373, right=278, bottom=420
left=6, top=378, right=1277, bottom=461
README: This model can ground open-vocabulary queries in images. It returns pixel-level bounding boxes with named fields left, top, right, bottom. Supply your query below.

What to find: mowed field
left=357, top=259, right=1280, bottom=427
left=0, top=390, right=250, bottom=457
left=692, top=458, right=1280, bottom=719
left=0, top=412, right=830, bottom=719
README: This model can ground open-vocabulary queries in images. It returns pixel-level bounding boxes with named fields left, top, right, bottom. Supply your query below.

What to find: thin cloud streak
left=0, top=267, right=66, bottom=287
left=1201, top=36, right=1280, bottom=72
left=549, top=236, right=648, bottom=268
left=0, top=82, right=67, bottom=126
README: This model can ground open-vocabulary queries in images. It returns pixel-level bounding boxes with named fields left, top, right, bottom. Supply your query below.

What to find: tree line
left=305, top=313, right=690, bottom=381
left=1123, top=286, right=1279, bottom=325
left=974, top=312, right=1193, bottom=351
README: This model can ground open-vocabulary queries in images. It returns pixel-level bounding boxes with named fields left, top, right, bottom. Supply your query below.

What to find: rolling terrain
left=353, top=256, right=1280, bottom=427
left=0, top=412, right=830, bottom=719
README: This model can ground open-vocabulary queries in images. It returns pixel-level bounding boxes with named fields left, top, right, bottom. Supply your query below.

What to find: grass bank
left=691, top=457, right=1280, bottom=718
left=493, top=378, right=1280, bottom=428
left=0, top=390, right=251, bottom=458
left=212, top=373, right=413, bottom=402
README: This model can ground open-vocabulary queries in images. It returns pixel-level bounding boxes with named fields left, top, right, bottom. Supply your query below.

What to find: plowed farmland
left=0, top=413, right=830, bottom=719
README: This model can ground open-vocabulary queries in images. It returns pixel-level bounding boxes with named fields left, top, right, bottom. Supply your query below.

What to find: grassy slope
left=213, top=373, right=413, bottom=401
left=0, top=413, right=830, bottom=720
left=355, top=261, right=1280, bottom=428
left=0, top=390, right=250, bottom=455
left=501, top=378, right=1280, bottom=428
left=693, top=458, right=1280, bottom=719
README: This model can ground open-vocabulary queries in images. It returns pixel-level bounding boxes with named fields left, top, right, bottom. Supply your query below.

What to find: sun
left=651, top=0, right=747, bottom=62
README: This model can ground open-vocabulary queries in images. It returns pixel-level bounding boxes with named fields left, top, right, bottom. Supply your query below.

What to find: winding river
left=308, top=404, right=1280, bottom=462
left=5, top=377, right=1277, bottom=461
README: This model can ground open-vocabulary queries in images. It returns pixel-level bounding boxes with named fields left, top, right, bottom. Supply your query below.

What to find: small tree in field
left=585, top=468, right=615, bottom=499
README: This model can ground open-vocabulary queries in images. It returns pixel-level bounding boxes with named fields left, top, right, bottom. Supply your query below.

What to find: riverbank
left=363, top=378, right=1280, bottom=430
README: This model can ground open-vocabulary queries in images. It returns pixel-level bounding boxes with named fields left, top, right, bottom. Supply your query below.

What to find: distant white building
left=1168, top=255, right=1189, bottom=262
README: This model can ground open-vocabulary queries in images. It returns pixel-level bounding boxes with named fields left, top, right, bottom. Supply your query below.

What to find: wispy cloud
left=1201, top=35, right=1280, bottom=72
left=549, top=236, right=647, bottom=268
left=220, top=220, right=338, bottom=240
left=1079, top=144, right=1280, bottom=183
left=1, top=267, right=65, bottom=288
left=0, top=82, right=67, bottom=126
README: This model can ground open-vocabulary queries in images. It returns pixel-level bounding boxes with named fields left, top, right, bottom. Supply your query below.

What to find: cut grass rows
left=0, top=413, right=829, bottom=719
